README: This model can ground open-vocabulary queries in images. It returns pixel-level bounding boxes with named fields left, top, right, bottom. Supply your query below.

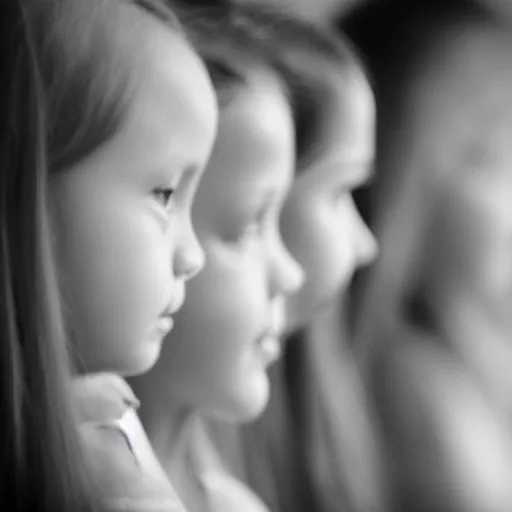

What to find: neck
left=136, top=386, right=197, bottom=479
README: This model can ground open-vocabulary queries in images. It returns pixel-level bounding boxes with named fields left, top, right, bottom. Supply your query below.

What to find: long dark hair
left=0, top=0, right=179, bottom=509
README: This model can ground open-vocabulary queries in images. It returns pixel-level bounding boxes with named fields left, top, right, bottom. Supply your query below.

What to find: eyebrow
left=235, top=186, right=280, bottom=223
left=174, top=163, right=200, bottom=186
left=252, top=188, right=279, bottom=217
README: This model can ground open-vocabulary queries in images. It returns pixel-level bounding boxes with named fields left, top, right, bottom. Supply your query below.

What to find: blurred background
left=237, top=0, right=512, bottom=23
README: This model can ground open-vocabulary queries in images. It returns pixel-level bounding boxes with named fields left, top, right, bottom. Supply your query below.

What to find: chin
left=210, top=372, right=271, bottom=424
left=238, top=371, right=272, bottom=422
left=118, top=341, right=163, bottom=377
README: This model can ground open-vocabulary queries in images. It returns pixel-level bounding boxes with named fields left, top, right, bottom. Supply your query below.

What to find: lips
left=157, top=315, right=174, bottom=337
left=257, top=333, right=282, bottom=366
left=255, top=299, right=287, bottom=365
left=157, top=300, right=181, bottom=335
left=270, top=298, right=286, bottom=336
left=162, top=287, right=186, bottom=318
left=156, top=289, right=184, bottom=339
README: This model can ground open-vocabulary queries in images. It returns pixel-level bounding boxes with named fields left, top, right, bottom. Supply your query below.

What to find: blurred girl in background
left=339, top=0, right=512, bottom=510
left=131, top=2, right=305, bottom=510
left=234, top=6, right=386, bottom=512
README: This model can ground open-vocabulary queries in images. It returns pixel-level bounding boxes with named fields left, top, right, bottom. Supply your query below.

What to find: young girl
left=1, top=0, right=217, bottom=509
left=220, top=6, right=386, bottom=512
left=129, top=2, right=307, bottom=511
left=68, top=1, right=218, bottom=509
left=340, top=0, right=512, bottom=510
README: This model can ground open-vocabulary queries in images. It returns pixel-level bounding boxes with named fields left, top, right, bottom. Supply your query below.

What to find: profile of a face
left=281, top=72, right=378, bottom=332
left=151, top=68, right=304, bottom=422
left=51, top=28, right=218, bottom=376
left=414, top=28, right=512, bottom=321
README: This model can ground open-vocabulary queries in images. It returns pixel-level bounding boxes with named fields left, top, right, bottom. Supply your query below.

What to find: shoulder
left=374, top=333, right=512, bottom=512
left=75, top=373, right=187, bottom=512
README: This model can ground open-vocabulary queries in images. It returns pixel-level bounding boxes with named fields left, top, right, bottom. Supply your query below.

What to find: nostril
left=175, top=245, right=205, bottom=281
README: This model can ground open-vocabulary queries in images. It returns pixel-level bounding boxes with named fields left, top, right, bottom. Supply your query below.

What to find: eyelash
left=153, top=187, right=175, bottom=209
left=235, top=214, right=267, bottom=244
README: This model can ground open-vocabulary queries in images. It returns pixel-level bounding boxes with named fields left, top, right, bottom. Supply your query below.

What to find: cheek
left=467, top=197, right=512, bottom=294
left=282, top=199, right=356, bottom=300
left=164, top=248, right=269, bottom=389
left=53, top=183, right=173, bottom=370
left=186, top=249, right=268, bottom=335
left=437, top=184, right=512, bottom=297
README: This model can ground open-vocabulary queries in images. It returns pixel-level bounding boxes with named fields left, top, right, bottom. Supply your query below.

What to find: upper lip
left=161, top=295, right=185, bottom=318
left=260, top=326, right=283, bottom=340
left=162, top=304, right=180, bottom=318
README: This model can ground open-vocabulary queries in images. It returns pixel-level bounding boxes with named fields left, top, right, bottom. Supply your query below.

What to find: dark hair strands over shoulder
left=0, top=2, right=97, bottom=509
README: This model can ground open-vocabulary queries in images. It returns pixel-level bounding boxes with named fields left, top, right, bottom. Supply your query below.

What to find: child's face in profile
left=153, top=68, right=304, bottom=421
left=413, top=28, right=512, bottom=326
left=51, top=28, right=218, bottom=375
left=281, top=73, right=377, bottom=331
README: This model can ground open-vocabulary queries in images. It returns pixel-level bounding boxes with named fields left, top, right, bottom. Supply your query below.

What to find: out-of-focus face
left=411, top=27, right=512, bottom=326
left=282, top=72, right=377, bottom=331
left=51, top=28, right=218, bottom=375
left=150, top=68, right=304, bottom=422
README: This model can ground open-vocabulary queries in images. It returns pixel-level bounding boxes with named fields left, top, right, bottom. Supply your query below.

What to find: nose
left=173, top=218, right=205, bottom=281
left=268, top=236, right=305, bottom=299
left=355, top=211, right=378, bottom=268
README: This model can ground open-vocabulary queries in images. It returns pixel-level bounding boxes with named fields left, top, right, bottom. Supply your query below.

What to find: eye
left=153, top=187, right=175, bottom=209
left=234, top=221, right=264, bottom=246
left=233, top=207, right=270, bottom=246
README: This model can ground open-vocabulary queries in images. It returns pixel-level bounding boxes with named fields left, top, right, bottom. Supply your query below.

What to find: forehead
left=105, top=25, right=217, bottom=169
left=195, top=69, right=295, bottom=203
left=217, top=69, right=293, bottom=178
left=314, top=73, right=375, bottom=162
